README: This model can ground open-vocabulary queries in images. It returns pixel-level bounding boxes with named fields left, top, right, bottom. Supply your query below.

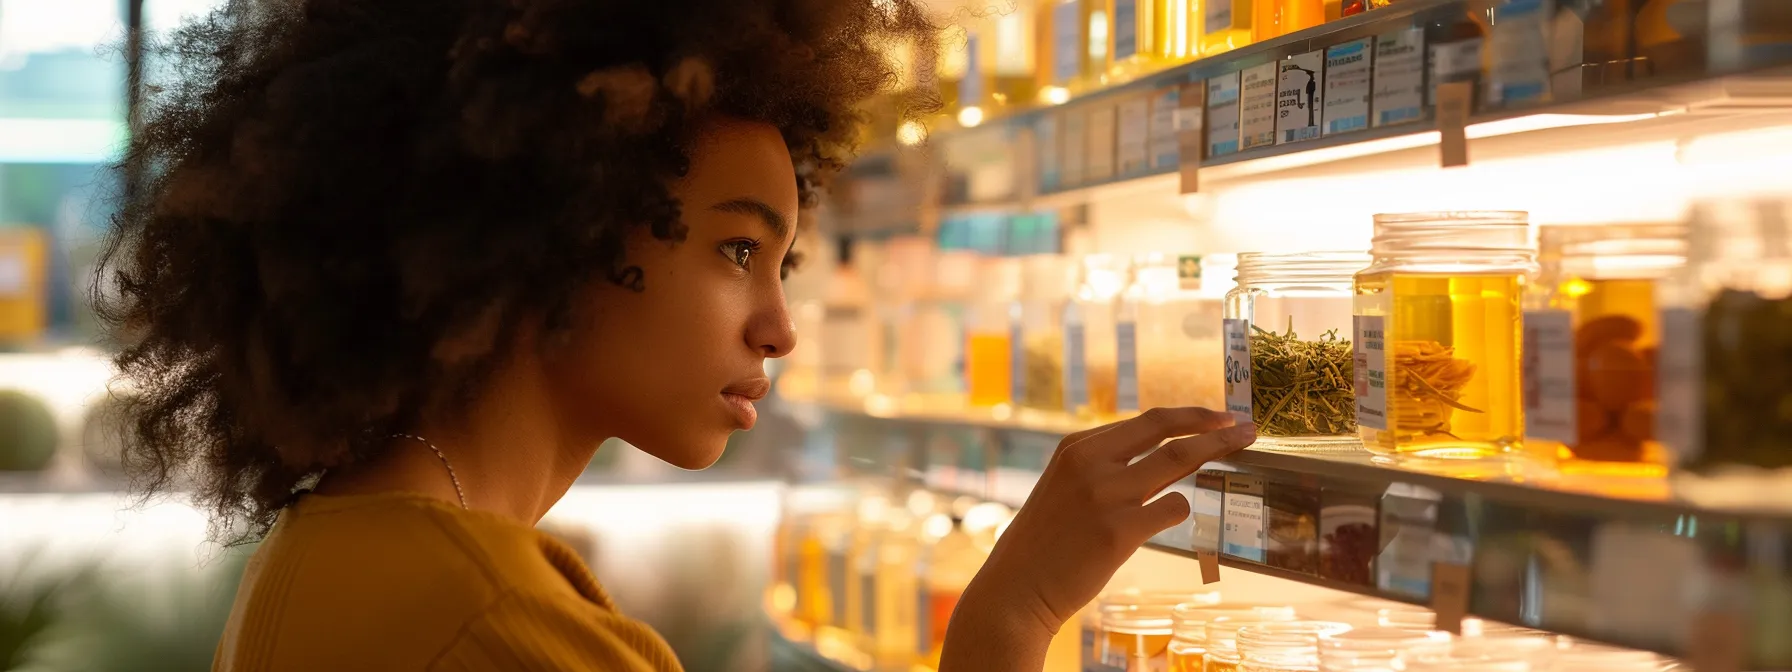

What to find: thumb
left=1130, top=491, right=1192, bottom=539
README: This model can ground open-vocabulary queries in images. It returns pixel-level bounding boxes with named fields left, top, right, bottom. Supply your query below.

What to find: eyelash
left=721, top=239, right=802, bottom=281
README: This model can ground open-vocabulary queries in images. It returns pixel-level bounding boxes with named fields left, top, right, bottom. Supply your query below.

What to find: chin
left=638, top=433, right=730, bottom=471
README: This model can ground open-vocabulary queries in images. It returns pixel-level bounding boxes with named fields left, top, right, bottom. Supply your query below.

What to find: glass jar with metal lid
left=1237, top=621, right=1352, bottom=672
left=1353, top=212, right=1537, bottom=461
left=1168, top=603, right=1299, bottom=672
left=1522, top=223, right=1687, bottom=476
left=1223, top=252, right=1371, bottom=451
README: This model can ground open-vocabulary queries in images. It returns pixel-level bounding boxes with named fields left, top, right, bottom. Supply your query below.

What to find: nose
left=747, top=296, right=796, bottom=358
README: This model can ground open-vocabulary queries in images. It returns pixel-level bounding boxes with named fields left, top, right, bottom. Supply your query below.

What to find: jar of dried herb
left=1018, top=254, right=1078, bottom=419
left=1223, top=252, right=1370, bottom=451
left=1353, top=212, right=1537, bottom=461
left=1522, top=223, right=1686, bottom=475
left=1066, top=254, right=1129, bottom=420
left=1660, top=199, right=1792, bottom=484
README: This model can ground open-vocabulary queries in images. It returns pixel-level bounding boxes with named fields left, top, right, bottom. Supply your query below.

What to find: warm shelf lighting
left=1042, top=86, right=1071, bottom=106
left=897, top=120, right=926, bottom=145
left=957, top=105, right=985, bottom=128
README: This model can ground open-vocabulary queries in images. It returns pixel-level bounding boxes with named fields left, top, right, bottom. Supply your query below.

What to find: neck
left=316, top=353, right=605, bottom=525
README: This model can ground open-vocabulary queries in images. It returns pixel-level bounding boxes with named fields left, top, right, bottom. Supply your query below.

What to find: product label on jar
left=860, top=568, right=878, bottom=635
left=1206, top=72, right=1242, bottom=157
left=1222, top=474, right=1267, bottom=562
left=959, top=33, right=983, bottom=106
left=1066, top=320, right=1089, bottom=413
left=1118, top=96, right=1152, bottom=177
left=1240, top=63, right=1279, bottom=150
left=1322, top=39, right=1371, bottom=136
left=1087, top=104, right=1118, bottom=182
left=1522, top=309, right=1577, bottom=441
left=1486, top=0, right=1551, bottom=106
left=1038, top=113, right=1062, bottom=192
left=1658, top=307, right=1703, bottom=464
left=829, top=550, right=849, bottom=627
left=1149, top=87, right=1181, bottom=171
left=1372, top=28, right=1425, bottom=127
left=1205, top=0, right=1233, bottom=35
left=1193, top=470, right=1226, bottom=553
left=1223, top=318, right=1252, bottom=422
left=1011, top=322, right=1028, bottom=408
left=1054, top=1, right=1083, bottom=84
left=1354, top=315, right=1389, bottom=431
left=1429, top=38, right=1483, bottom=107
left=1115, top=320, right=1140, bottom=412
left=1113, top=0, right=1139, bottom=61
left=1063, top=109, right=1089, bottom=187
left=1277, top=50, right=1325, bottom=144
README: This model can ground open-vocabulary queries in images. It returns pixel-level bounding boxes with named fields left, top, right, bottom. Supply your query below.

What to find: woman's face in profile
left=547, top=116, right=799, bottom=469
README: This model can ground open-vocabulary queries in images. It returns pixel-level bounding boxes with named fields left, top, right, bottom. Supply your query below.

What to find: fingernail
left=1229, top=423, right=1258, bottom=443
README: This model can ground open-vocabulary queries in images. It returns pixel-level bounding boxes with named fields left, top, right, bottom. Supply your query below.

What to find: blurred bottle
left=844, top=494, right=892, bottom=658
left=1257, top=0, right=1326, bottom=41
left=1426, top=1, right=1495, bottom=110
left=1200, top=0, right=1257, bottom=56
left=1635, top=0, right=1704, bottom=75
left=966, top=256, right=1022, bottom=411
left=0, top=229, right=47, bottom=345
left=1107, top=0, right=1199, bottom=82
left=821, top=238, right=873, bottom=400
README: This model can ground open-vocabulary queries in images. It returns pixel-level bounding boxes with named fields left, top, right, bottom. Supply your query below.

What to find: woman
left=99, top=0, right=1258, bottom=669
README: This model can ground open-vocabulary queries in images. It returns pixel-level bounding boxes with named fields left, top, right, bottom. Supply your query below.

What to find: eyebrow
left=709, top=197, right=792, bottom=241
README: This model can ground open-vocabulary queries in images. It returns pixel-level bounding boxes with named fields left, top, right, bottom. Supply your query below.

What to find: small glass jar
left=1170, top=603, right=1300, bottom=672
left=965, top=257, right=1021, bottom=411
left=1317, top=627, right=1449, bottom=672
left=1101, top=605, right=1177, bottom=672
left=1238, top=621, right=1353, bottom=672
left=1124, top=253, right=1232, bottom=415
left=1354, top=212, right=1537, bottom=460
left=1089, top=591, right=1222, bottom=672
left=1066, top=255, right=1130, bottom=419
left=1018, top=255, right=1078, bottom=418
left=1375, top=605, right=1436, bottom=630
left=1660, top=199, right=1792, bottom=489
left=1206, top=615, right=1304, bottom=672
left=906, top=249, right=979, bottom=412
left=1522, top=224, right=1686, bottom=476
left=1223, top=252, right=1371, bottom=450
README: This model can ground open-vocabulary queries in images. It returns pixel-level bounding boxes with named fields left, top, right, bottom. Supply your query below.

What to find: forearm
left=936, top=579, right=1058, bottom=672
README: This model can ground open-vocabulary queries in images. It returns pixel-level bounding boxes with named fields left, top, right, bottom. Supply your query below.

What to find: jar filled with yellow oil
left=1067, top=254, right=1129, bottom=419
left=1107, top=0, right=1200, bottom=82
left=1523, top=224, right=1685, bottom=479
left=1353, top=212, right=1537, bottom=460
left=967, top=256, right=1021, bottom=410
left=1169, top=603, right=1300, bottom=672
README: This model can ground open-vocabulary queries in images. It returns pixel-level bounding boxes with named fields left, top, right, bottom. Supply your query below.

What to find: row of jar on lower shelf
left=787, top=201, right=1792, bottom=505
left=767, top=480, right=1684, bottom=672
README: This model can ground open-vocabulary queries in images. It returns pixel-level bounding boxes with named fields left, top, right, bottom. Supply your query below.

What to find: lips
left=721, top=377, right=771, bottom=430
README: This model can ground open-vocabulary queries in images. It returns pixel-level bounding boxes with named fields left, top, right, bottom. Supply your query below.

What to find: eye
left=720, top=240, right=760, bottom=270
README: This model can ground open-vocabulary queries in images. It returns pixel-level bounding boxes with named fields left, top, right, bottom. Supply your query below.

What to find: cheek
left=577, top=266, right=752, bottom=390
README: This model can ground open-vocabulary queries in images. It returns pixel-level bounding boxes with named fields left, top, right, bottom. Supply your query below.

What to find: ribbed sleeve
left=429, top=591, right=682, bottom=672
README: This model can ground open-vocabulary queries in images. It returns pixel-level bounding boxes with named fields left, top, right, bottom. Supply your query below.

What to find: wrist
left=937, top=576, right=1060, bottom=672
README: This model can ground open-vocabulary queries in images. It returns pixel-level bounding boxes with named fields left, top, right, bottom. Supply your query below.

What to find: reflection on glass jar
left=1124, top=253, right=1231, bottom=415
left=1523, top=223, right=1685, bottom=478
left=1068, top=254, right=1130, bottom=419
left=1019, top=255, right=1079, bottom=417
left=1224, top=251, right=1370, bottom=451
left=1237, top=620, right=1352, bottom=672
left=1317, top=626, right=1448, bottom=671
left=1354, top=212, right=1537, bottom=461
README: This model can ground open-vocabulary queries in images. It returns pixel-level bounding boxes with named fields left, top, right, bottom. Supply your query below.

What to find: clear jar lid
left=1367, top=211, right=1534, bottom=272
left=1173, top=603, right=1299, bottom=640
left=1234, top=251, right=1372, bottom=288
left=1206, top=616, right=1302, bottom=655
left=1102, top=603, right=1176, bottom=635
left=1375, top=605, right=1436, bottom=630
left=1318, top=627, right=1449, bottom=666
left=1536, top=223, right=1687, bottom=281
left=1238, top=621, right=1352, bottom=663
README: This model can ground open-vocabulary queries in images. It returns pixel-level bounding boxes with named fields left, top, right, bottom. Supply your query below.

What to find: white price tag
left=1522, top=309, right=1576, bottom=441
left=1222, top=475, right=1266, bottom=562
left=1322, top=39, right=1372, bottom=136
left=1206, top=73, right=1242, bottom=157
left=1373, top=28, right=1426, bottom=127
left=1276, top=50, right=1325, bottom=144
left=1240, top=62, right=1278, bottom=150
left=1117, top=97, right=1151, bottom=177
left=1223, top=318, right=1253, bottom=422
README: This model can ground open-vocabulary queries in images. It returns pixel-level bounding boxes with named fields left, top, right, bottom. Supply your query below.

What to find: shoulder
left=428, top=589, right=681, bottom=671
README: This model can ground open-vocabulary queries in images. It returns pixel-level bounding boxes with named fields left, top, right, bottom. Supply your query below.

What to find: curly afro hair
left=98, top=0, right=937, bottom=541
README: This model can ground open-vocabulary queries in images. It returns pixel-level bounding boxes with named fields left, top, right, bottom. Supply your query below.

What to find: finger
left=1056, top=418, right=1127, bottom=456
left=1084, top=407, right=1236, bottom=462
left=1113, top=423, right=1257, bottom=497
left=1125, top=490, right=1192, bottom=540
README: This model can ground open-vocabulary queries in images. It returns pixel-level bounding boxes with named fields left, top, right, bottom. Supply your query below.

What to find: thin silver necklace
left=391, top=433, right=468, bottom=510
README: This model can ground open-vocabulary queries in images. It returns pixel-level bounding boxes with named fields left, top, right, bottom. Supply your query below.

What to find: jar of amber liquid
left=1523, top=224, right=1685, bottom=479
left=1102, top=605, right=1177, bottom=671
left=1170, top=603, right=1300, bottom=672
left=1354, top=212, right=1537, bottom=460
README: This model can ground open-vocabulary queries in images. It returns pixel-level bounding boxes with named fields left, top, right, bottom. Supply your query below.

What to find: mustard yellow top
left=213, top=492, right=682, bottom=671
